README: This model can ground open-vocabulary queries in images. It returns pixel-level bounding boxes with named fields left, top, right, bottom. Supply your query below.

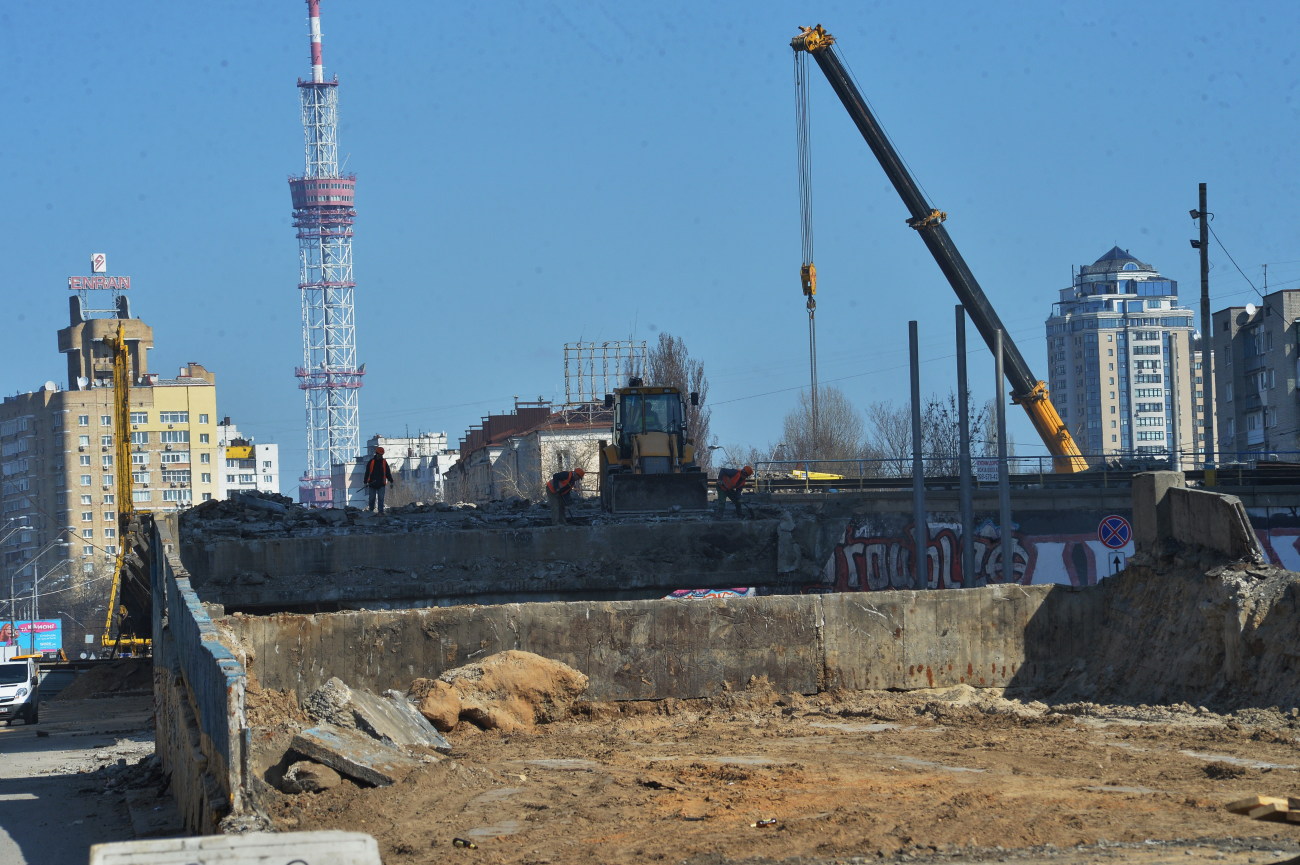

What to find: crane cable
left=795, top=49, right=819, bottom=450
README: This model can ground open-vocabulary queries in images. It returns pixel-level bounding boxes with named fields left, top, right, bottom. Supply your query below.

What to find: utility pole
left=1192, top=183, right=1215, bottom=472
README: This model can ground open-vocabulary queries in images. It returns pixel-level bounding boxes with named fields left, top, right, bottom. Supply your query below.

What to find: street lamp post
left=6, top=530, right=73, bottom=653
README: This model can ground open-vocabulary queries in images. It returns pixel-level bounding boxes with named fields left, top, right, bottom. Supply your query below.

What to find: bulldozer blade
left=607, top=472, right=708, bottom=513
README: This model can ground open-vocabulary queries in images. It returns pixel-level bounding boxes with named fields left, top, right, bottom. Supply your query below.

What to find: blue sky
left=4, top=1, right=1298, bottom=491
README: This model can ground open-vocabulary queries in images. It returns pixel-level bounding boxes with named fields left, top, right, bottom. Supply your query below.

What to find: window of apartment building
left=1136, top=374, right=1162, bottom=383
left=239, top=474, right=255, bottom=484
left=78, top=435, right=90, bottom=447
left=263, top=475, right=273, bottom=484
left=200, top=453, right=210, bottom=464
left=1225, top=383, right=1233, bottom=401
left=160, top=430, right=189, bottom=443
left=226, top=475, right=236, bottom=484
left=99, top=415, right=111, bottom=426
left=78, top=415, right=89, bottom=426
left=1136, top=402, right=1162, bottom=413
left=1108, top=363, right=1114, bottom=371
left=1110, top=421, right=1116, bottom=428
left=132, top=471, right=149, bottom=483
left=262, top=461, right=272, bottom=469
left=83, top=545, right=94, bottom=556
left=160, top=452, right=189, bottom=463
left=161, top=469, right=190, bottom=484
left=1109, top=377, right=1115, bottom=385
left=104, top=528, right=117, bottom=539
left=102, top=494, right=114, bottom=504
left=79, top=455, right=91, bottom=466
left=133, top=490, right=150, bottom=503
left=102, top=474, right=113, bottom=487
left=80, top=495, right=93, bottom=505
left=102, top=455, right=113, bottom=468
left=199, top=433, right=209, bottom=444
left=162, top=490, right=190, bottom=502
left=1133, top=346, right=1161, bottom=355
left=1136, top=431, right=1165, bottom=441
left=104, top=511, right=115, bottom=521
left=130, top=431, right=149, bottom=445
left=1269, top=369, right=1276, bottom=388
left=1136, top=417, right=1164, bottom=427
left=130, top=411, right=148, bottom=424
left=225, top=459, right=236, bottom=468
left=1112, top=435, right=1117, bottom=442
left=104, top=545, right=118, bottom=555
left=82, top=561, right=94, bottom=574
left=81, top=511, right=93, bottom=522
left=131, top=453, right=149, bottom=465
left=1110, top=405, right=1116, bottom=414
left=82, top=528, right=93, bottom=538
left=80, top=474, right=92, bottom=486
left=159, top=411, right=189, bottom=424
left=100, top=435, right=112, bottom=446
left=199, top=414, right=209, bottom=424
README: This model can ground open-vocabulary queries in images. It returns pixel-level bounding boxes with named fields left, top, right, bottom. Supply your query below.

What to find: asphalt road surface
left=0, top=693, right=155, bottom=865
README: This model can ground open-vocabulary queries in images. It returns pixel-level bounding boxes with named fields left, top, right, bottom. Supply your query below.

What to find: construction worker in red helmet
left=715, top=465, right=753, bottom=518
left=546, top=467, right=585, bottom=526
left=363, top=446, right=395, bottom=514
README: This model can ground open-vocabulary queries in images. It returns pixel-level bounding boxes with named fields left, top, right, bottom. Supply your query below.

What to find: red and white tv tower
left=289, top=0, right=362, bottom=505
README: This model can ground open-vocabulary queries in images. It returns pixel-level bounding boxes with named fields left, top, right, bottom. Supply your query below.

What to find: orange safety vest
left=718, top=468, right=748, bottom=492
left=547, top=471, right=579, bottom=496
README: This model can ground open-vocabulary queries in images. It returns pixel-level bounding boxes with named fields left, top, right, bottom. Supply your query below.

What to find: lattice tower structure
left=288, top=0, right=362, bottom=505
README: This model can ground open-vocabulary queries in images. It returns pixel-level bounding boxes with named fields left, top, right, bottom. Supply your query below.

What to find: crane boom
left=791, top=26, right=1087, bottom=473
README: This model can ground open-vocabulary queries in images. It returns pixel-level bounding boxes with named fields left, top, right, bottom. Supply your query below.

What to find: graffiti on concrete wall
left=822, top=511, right=1134, bottom=591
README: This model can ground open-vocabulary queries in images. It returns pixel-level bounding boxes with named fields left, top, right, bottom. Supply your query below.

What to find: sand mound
left=410, top=650, right=588, bottom=732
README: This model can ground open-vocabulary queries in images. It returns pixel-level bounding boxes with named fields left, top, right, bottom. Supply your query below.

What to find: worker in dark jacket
left=715, top=465, right=753, bottom=518
left=363, top=446, right=395, bottom=514
left=546, top=468, right=585, bottom=525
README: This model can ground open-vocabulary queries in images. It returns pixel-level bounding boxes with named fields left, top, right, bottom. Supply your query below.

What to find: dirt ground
left=251, top=681, right=1300, bottom=865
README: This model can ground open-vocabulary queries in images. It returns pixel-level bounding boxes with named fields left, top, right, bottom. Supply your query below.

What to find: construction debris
left=1226, top=794, right=1300, bottom=822
left=288, top=725, right=425, bottom=787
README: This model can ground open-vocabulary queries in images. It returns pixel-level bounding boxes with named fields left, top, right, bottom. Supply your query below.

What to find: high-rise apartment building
left=216, top=418, right=281, bottom=498
left=1211, top=289, right=1300, bottom=461
left=1045, top=247, right=1204, bottom=465
left=0, top=286, right=220, bottom=650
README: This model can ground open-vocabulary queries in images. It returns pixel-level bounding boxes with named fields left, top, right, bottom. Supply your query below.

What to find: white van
left=0, top=654, right=40, bottom=725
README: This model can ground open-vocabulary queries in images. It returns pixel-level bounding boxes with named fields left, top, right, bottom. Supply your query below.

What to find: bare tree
left=645, top=332, right=713, bottom=471
left=864, top=391, right=1001, bottom=477
left=781, top=386, right=867, bottom=473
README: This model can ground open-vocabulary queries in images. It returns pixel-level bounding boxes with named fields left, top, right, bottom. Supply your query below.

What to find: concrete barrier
left=1133, top=471, right=1265, bottom=561
left=152, top=516, right=248, bottom=834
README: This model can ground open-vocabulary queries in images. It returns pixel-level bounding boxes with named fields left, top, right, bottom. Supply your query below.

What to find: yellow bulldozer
left=599, top=378, right=708, bottom=513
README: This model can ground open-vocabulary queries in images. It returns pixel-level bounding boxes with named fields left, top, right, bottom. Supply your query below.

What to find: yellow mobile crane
left=792, top=25, right=1087, bottom=473
left=101, top=323, right=151, bottom=657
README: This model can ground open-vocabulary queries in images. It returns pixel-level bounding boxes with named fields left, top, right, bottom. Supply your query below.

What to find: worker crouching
left=546, top=468, right=585, bottom=525
left=715, top=465, right=753, bottom=518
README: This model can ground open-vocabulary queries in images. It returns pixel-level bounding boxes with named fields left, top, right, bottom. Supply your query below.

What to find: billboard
left=0, top=619, right=64, bottom=655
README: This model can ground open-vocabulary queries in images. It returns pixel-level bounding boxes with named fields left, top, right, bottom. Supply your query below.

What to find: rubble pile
left=181, top=488, right=785, bottom=543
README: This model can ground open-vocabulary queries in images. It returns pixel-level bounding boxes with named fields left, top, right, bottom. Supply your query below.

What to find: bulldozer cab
left=614, top=391, right=684, bottom=457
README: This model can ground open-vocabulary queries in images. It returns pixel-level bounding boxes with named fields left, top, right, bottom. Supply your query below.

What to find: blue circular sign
left=1098, top=515, right=1132, bottom=549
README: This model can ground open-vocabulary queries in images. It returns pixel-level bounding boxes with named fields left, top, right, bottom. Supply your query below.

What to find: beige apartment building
left=1, top=296, right=220, bottom=652
left=1045, top=247, right=1206, bottom=467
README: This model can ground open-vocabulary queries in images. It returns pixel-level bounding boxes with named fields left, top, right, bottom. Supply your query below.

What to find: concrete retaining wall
left=184, top=520, right=782, bottom=611
left=225, top=583, right=1102, bottom=701
left=152, top=517, right=248, bottom=834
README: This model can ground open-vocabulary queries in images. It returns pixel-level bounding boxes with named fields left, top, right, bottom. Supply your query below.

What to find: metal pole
left=1197, top=183, right=1215, bottom=472
left=909, top=321, right=927, bottom=590
left=996, top=330, right=1014, bottom=584
left=956, top=306, right=976, bottom=587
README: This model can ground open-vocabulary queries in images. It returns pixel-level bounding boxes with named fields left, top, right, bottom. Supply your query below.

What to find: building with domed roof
left=1044, top=247, right=1206, bottom=466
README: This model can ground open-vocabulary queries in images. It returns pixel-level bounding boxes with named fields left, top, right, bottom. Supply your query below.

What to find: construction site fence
left=151, top=514, right=248, bottom=834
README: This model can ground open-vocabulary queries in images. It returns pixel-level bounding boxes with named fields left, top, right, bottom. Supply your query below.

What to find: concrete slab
left=290, top=725, right=425, bottom=787
left=89, top=830, right=380, bottom=864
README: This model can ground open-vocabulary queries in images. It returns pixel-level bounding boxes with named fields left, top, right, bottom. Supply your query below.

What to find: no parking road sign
left=1098, top=514, right=1132, bottom=549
